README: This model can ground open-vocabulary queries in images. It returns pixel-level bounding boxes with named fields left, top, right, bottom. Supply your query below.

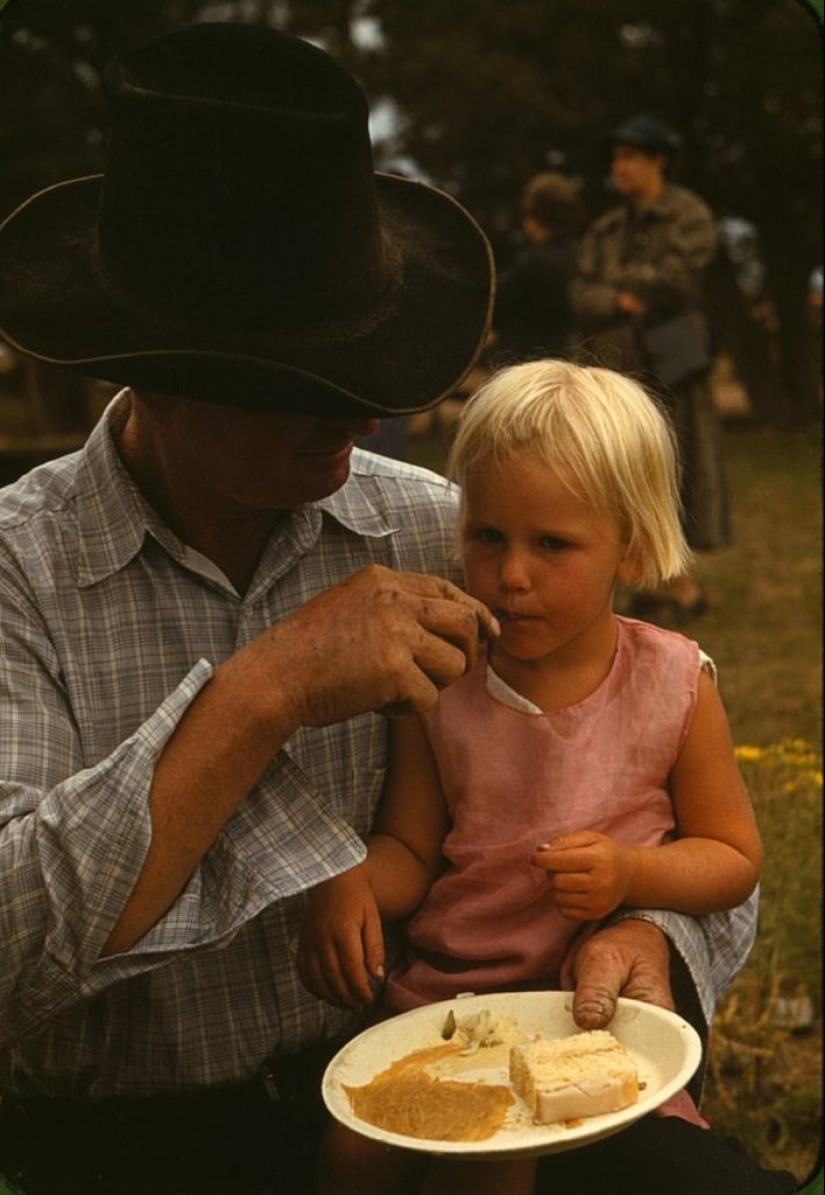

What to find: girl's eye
left=540, top=536, right=569, bottom=551
left=470, top=527, right=504, bottom=545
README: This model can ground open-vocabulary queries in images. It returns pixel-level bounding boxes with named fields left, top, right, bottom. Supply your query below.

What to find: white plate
left=322, top=991, right=702, bottom=1158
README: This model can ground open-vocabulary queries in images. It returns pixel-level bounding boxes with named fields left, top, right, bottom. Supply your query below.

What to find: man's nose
left=323, top=416, right=381, bottom=436
left=349, top=417, right=382, bottom=436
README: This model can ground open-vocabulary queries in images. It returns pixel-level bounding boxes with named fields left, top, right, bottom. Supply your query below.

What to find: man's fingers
left=378, top=625, right=488, bottom=716
left=570, top=936, right=628, bottom=1028
left=273, top=564, right=500, bottom=727
left=391, top=571, right=500, bottom=642
left=570, top=921, right=674, bottom=1030
left=415, top=598, right=499, bottom=674
left=413, top=632, right=479, bottom=689
left=621, top=964, right=676, bottom=1012
left=572, top=975, right=620, bottom=1030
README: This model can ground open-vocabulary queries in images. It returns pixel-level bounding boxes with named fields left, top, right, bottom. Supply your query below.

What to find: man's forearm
left=102, top=642, right=298, bottom=955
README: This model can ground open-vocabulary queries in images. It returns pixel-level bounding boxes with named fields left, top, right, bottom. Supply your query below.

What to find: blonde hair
left=447, top=359, right=690, bottom=588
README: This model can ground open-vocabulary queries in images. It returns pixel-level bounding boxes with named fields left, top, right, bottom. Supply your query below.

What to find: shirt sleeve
left=571, top=224, right=622, bottom=324
left=0, top=615, right=366, bottom=1046
left=608, top=892, right=759, bottom=1029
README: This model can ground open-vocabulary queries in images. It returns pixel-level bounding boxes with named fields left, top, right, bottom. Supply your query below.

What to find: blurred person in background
left=573, top=113, right=730, bottom=621
left=492, top=170, right=580, bottom=365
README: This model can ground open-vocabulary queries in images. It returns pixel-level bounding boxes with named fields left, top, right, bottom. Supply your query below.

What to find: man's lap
left=0, top=1037, right=799, bottom=1195
left=1, top=1101, right=800, bottom=1195
left=536, top=1115, right=799, bottom=1195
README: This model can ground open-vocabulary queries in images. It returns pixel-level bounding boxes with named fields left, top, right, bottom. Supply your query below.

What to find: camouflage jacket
left=571, top=184, right=717, bottom=374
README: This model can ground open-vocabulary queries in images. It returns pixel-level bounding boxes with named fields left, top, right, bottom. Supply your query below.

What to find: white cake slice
left=509, top=1030, right=639, bottom=1124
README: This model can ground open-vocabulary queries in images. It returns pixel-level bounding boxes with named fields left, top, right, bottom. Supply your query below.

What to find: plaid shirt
left=0, top=394, right=756, bottom=1098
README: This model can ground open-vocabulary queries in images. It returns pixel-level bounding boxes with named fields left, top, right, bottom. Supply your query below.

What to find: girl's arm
left=365, top=712, right=450, bottom=917
left=297, top=714, right=448, bottom=1008
left=533, top=671, right=762, bottom=919
left=627, top=669, right=762, bottom=914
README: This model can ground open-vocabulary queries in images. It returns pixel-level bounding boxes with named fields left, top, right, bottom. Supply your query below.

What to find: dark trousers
left=535, top=1116, right=800, bottom=1195
left=0, top=1090, right=801, bottom=1195
left=0, top=1047, right=333, bottom=1195
left=0, top=967, right=802, bottom=1195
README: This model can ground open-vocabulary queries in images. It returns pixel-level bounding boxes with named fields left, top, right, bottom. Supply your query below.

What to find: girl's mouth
left=497, top=609, right=531, bottom=623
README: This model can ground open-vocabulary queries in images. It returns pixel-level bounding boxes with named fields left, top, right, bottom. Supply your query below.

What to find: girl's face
left=461, top=454, right=638, bottom=670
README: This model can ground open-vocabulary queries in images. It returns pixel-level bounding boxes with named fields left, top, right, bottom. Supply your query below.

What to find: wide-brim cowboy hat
left=0, top=23, right=494, bottom=417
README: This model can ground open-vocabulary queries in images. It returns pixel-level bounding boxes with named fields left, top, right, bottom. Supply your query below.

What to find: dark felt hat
left=610, top=113, right=683, bottom=157
left=0, top=23, right=494, bottom=416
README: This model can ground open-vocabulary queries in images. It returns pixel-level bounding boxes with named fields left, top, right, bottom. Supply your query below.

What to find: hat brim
left=0, top=173, right=494, bottom=416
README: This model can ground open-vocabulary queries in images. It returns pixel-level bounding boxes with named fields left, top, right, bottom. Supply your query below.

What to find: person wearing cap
left=572, top=113, right=730, bottom=620
left=491, top=170, right=580, bottom=364
left=0, top=31, right=782, bottom=1195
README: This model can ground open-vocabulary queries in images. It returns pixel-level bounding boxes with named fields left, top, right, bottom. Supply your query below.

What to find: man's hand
left=296, top=865, right=385, bottom=1010
left=569, top=919, right=675, bottom=1030
left=265, top=565, right=499, bottom=730
left=105, top=568, right=495, bottom=959
left=532, top=831, right=635, bottom=921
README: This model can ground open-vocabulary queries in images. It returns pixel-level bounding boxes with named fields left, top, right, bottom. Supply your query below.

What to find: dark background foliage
left=0, top=0, right=822, bottom=422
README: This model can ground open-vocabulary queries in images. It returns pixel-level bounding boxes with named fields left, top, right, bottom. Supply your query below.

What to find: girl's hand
left=296, top=865, right=385, bottom=1010
left=531, top=831, right=636, bottom=921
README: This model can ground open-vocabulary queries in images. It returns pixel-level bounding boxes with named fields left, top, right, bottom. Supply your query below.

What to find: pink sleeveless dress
left=384, top=616, right=702, bottom=1013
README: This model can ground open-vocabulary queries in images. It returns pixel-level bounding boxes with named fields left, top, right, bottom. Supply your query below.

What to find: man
left=0, top=26, right=789, bottom=1195
left=573, top=113, right=730, bottom=619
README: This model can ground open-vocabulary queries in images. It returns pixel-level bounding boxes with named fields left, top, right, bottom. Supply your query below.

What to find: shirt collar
left=75, top=393, right=156, bottom=586
left=626, top=183, right=679, bottom=224
left=75, top=398, right=397, bottom=588
left=315, top=449, right=402, bottom=537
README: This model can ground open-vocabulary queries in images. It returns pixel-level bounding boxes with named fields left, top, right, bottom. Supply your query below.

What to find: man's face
left=126, top=391, right=380, bottom=513
left=610, top=145, right=666, bottom=202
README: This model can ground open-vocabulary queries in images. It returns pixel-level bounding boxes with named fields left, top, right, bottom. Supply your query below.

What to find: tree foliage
left=0, top=0, right=821, bottom=422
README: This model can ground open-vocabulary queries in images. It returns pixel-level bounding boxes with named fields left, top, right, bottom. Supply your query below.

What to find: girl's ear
left=616, top=549, right=643, bottom=584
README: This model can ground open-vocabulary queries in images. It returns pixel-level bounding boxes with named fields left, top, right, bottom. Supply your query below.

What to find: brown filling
left=344, top=1042, right=514, bottom=1142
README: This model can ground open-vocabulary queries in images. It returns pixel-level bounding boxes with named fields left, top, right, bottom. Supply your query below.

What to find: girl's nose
left=499, top=549, right=531, bottom=591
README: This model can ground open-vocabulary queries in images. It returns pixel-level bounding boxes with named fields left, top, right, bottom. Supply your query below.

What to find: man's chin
left=300, top=454, right=353, bottom=502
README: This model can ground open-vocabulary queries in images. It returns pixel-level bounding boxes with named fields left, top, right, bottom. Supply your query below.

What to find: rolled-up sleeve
left=609, top=892, right=759, bottom=1028
left=0, top=415, right=455, bottom=1090
left=0, top=639, right=366, bottom=1047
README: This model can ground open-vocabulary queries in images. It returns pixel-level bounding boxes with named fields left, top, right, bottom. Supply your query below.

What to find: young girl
left=298, top=360, right=762, bottom=1195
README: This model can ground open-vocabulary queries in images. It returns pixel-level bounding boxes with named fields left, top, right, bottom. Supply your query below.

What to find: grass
left=686, top=424, right=823, bottom=1182
left=408, top=414, right=823, bottom=1183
